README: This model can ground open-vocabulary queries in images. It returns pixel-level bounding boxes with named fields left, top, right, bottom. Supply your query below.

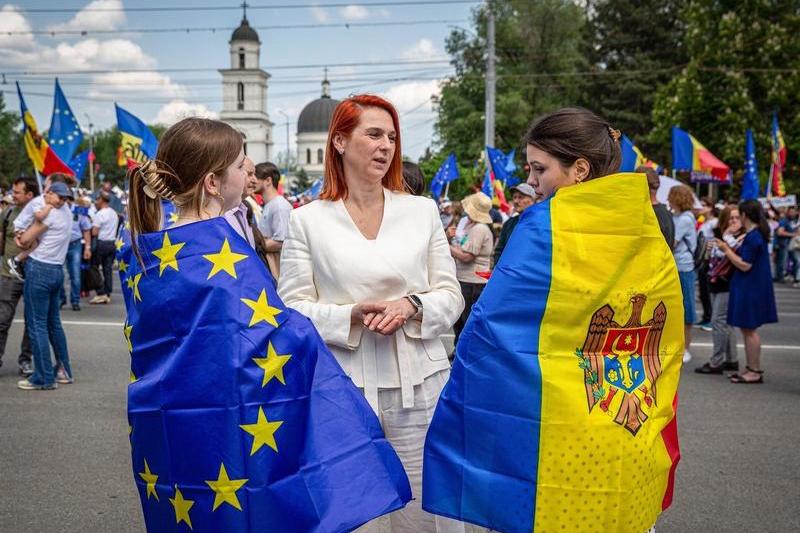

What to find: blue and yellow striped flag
left=423, top=173, right=683, bottom=533
left=123, top=217, right=411, bottom=532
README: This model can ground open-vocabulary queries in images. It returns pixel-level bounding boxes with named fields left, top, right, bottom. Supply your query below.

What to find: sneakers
left=17, top=379, right=57, bottom=391
left=18, top=360, right=33, bottom=377
left=55, top=366, right=74, bottom=385
left=696, top=321, right=712, bottom=332
left=90, top=294, right=111, bottom=304
left=72, top=303, right=81, bottom=311
left=682, top=350, right=693, bottom=363
left=7, top=257, right=23, bottom=281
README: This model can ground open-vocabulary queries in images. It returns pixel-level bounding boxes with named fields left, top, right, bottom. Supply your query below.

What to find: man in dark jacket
left=638, top=166, right=675, bottom=247
left=493, top=183, right=536, bottom=266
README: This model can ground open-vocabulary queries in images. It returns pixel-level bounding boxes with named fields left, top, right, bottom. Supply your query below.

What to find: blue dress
left=727, top=230, right=778, bottom=328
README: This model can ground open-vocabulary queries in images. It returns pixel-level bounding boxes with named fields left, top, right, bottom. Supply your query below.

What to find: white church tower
left=219, top=5, right=273, bottom=163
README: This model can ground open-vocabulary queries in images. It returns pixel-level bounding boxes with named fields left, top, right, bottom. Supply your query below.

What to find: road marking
left=693, top=342, right=799, bottom=350
left=13, top=319, right=125, bottom=327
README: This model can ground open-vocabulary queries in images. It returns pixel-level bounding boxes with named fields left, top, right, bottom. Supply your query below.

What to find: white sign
left=759, top=194, right=797, bottom=208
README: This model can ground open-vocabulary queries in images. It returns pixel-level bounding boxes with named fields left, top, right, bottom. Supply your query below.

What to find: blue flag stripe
left=423, top=201, right=551, bottom=532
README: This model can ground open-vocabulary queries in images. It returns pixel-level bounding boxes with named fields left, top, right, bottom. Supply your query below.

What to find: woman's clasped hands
left=351, top=298, right=418, bottom=336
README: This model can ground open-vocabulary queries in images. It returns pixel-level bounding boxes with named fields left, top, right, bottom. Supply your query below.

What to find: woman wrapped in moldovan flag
left=423, top=108, right=683, bottom=533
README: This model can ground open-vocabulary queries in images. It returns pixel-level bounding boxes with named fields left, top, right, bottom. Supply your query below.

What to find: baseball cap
left=511, top=183, right=536, bottom=198
left=48, top=182, right=74, bottom=200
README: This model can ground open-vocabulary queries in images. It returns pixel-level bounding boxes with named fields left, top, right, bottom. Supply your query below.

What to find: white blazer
left=278, top=188, right=464, bottom=412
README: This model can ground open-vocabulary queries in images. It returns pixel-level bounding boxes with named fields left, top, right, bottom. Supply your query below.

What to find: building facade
left=296, top=76, right=340, bottom=179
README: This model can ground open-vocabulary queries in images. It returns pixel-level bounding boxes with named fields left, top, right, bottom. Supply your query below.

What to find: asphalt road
left=0, top=286, right=798, bottom=533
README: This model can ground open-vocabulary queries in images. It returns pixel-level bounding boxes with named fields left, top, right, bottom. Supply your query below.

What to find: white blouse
left=278, top=188, right=464, bottom=412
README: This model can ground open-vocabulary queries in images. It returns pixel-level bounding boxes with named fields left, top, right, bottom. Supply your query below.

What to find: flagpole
left=34, top=169, right=43, bottom=196
left=444, top=182, right=450, bottom=199
left=85, top=113, right=95, bottom=192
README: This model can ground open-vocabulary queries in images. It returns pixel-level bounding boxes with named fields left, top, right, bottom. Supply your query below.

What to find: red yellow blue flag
left=769, top=114, right=787, bottom=197
left=16, top=82, right=74, bottom=177
left=424, top=173, right=683, bottom=533
left=116, top=103, right=159, bottom=168
left=671, top=127, right=730, bottom=183
left=621, top=135, right=662, bottom=173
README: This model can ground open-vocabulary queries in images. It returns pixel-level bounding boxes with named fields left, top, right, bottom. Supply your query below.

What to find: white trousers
left=357, top=369, right=465, bottom=533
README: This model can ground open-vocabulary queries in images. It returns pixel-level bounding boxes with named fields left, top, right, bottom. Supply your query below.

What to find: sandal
left=730, top=366, right=764, bottom=384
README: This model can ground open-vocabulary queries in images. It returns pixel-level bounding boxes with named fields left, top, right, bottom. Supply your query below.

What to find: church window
left=306, top=149, right=311, bottom=164
left=238, top=48, right=245, bottom=69
left=237, top=82, right=245, bottom=110
left=317, top=149, right=323, bottom=164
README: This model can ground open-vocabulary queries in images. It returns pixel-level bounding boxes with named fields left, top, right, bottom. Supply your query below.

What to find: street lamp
left=84, top=113, right=95, bottom=192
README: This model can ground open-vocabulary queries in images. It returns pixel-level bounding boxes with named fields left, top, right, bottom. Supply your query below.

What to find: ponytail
left=128, top=159, right=181, bottom=266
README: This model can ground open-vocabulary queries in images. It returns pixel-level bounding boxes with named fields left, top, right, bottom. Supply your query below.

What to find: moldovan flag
left=671, top=127, right=730, bottom=183
left=770, top=114, right=787, bottom=197
left=122, top=218, right=411, bottom=532
left=620, top=135, right=661, bottom=173
left=423, top=173, right=683, bottom=533
left=16, top=82, right=74, bottom=177
left=116, top=103, right=159, bottom=168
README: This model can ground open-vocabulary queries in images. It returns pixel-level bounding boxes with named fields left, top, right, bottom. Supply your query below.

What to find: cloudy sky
left=0, top=0, right=479, bottom=160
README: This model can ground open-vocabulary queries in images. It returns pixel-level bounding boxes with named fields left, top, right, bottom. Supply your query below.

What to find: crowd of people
left=0, top=95, right=790, bottom=531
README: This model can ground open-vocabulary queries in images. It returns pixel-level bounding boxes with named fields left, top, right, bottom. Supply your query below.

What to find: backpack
left=693, top=231, right=707, bottom=270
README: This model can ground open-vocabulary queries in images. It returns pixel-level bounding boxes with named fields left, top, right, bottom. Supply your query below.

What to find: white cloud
left=47, top=0, right=127, bottom=34
left=0, top=5, right=36, bottom=51
left=309, top=4, right=329, bottom=23
left=401, top=38, right=441, bottom=60
left=383, top=80, right=441, bottom=114
left=154, top=100, right=218, bottom=125
left=340, top=5, right=369, bottom=21
left=90, top=71, right=185, bottom=99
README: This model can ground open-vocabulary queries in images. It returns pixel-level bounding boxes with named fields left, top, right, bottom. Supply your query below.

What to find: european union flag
left=742, top=129, right=760, bottom=201
left=68, top=150, right=90, bottom=182
left=122, top=217, right=411, bottom=532
left=430, top=153, right=459, bottom=200
left=486, top=146, right=510, bottom=182
left=481, top=166, right=493, bottom=198
left=301, top=178, right=323, bottom=200
left=48, top=78, right=83, bottom=164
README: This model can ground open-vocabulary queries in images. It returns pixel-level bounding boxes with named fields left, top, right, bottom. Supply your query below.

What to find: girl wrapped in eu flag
left=121, top=118, right=411, bottom=532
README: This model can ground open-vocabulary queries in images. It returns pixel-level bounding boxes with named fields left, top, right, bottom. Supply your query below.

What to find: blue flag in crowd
left=486, top=146, right=510, bottom=182
left=742, top=129, right=760, bottom=201
left=301, top=178, right=323, bottom=200
left=116, top=103, right=159, bottom=162
left=121, top=217, right=411, bottom=532
left=481, top=166, right=493, bottom=198
left=48, top=78, right=83, bottom=164
left=68, top=150, right=90, bottom=182
left=504, top=149, right=517, bottom=174
left=430, top=153, right=459, bottom=199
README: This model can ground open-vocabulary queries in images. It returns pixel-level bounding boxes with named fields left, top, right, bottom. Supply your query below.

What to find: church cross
left=241, top=1, right=249, bottom=20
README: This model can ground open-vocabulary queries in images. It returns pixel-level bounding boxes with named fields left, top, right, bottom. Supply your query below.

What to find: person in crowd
left=278, top=94, right=464, bottom=533
left=668, top=184, right=698, bottom=364
left=256, top=161, right=293, bottom=279
left=92, top=179, right=123, bottom=213
left=493, top=183, right=535, bottom=265
left=64, top=196, right=92, bottom=311
left=450, top=192, right=493, bottom=348
left=439, top=199, right=454, bottom=228
left=0, top=177, right=37, bottom=376
left=402, top=161, right=426, bottom=196
left=774, top=205, right=799, bottom=285
left=639, top=166, right=674, bottom=247
left=242, top=157, right=263, bottom=220
left=696, top=198, right=718, bottom=331
left=716, top=200, right=778, bottom=384
left=695, top=206, right=744, bottom=374
left=766, top=204, right=781, bottom=277
left=16, top=182, right=75, bottom=390
left=89, top=191, right=119, bottom=304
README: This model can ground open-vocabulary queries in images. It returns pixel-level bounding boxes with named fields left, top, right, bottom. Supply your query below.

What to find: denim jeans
left=94, top=239, right=116, bottom=296
left=0, top=275, right=32, bottom=366
left=65, top=240, right=83, bottom=305
left=774, top=245, right=788, bottom=279
left=24, top=259, right=71, bottom=387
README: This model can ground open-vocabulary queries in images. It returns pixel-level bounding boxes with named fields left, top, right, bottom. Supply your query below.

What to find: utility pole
left=277, top=109, right=290, bottom=180
left=85, top=113, right=95, bottom=192
left=484, top=3, right=496, bottom=149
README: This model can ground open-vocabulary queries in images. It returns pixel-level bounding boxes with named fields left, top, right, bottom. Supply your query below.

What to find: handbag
left=82, top=263, right=103, bottom=292
left=789, top=235, right=800, bottom=251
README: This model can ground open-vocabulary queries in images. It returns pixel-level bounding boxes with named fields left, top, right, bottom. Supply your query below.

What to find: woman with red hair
left=278, top=95, right=464, bottom=532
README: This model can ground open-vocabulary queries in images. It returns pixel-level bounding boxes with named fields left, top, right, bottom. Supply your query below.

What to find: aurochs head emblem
left=576, top=294, right=667, bottom=436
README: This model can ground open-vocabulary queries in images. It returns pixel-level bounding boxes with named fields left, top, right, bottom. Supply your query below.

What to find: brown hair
left=402, top=161, right=425, bottom=196
left=524, top=107, right=621, bottom=181
left=128, top=117, right=243, bottom=255
left=636, top=165, right=660, bottom=191
left=718, top=206, right=743, bottom=237
left=321, top=94, right=404, bottom=201
left=667, top=184, right=694, bottom=213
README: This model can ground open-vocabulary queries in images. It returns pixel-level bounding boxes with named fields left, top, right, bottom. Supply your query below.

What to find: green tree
left=433, top=0, right=587, bottom=174
left=0, top=93, right=28, bottom=186
left=651, top=0, right=800, bottom=193
left=580, top=0, right=688, bottom=163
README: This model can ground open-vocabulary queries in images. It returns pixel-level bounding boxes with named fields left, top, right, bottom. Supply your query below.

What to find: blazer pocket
left=422, top=338, right=448, bottom=361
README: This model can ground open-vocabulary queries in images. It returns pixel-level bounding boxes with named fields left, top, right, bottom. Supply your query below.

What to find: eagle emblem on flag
left=576, top=294, right=667, bottom=436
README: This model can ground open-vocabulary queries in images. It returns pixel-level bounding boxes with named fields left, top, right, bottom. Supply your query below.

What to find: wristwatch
left=405, top=294, right=423, bottom=313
